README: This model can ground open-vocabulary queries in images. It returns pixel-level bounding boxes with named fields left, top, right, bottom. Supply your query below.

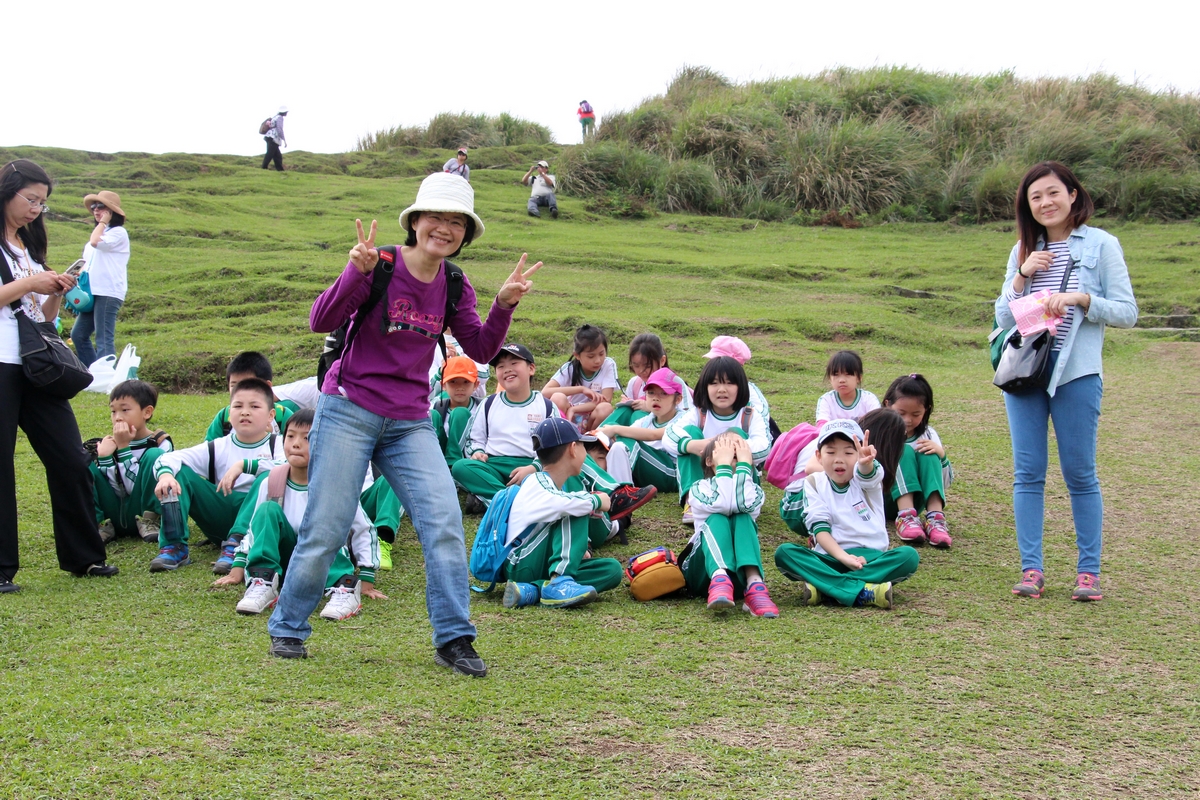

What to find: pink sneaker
left=895, top=510, right=927, bottom=544
left=706, top=574, right=735, bottom=610
left=742, top=582, right=780, bottom=618
left=925, top=511, right=952, bottom=548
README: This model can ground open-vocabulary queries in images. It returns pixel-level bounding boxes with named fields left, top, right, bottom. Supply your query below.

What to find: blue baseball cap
left=532, top=417, right=597, bottom=450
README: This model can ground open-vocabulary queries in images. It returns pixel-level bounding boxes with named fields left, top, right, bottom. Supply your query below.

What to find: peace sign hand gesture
left=854, top=430, right=877, bottom=473
left=496, top=253, right=543, bottom=309
left=349, top=219, right=379, bottom=275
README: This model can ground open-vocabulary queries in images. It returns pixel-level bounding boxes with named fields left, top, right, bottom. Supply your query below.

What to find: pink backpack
left=762, top=423, right=819, bottom=489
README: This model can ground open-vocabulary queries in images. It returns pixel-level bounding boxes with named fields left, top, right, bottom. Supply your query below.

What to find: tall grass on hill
left=357, top=111, right=552, bottom=151
left=561, top=65, right=1200, bottom=222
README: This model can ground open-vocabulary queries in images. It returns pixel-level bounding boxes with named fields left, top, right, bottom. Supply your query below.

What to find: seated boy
left=598, top=367, right=685, bottom=494
left=773, top=420, right=919, bottom=609
left=431, top=355, right=483, bottom=468
left=152, top=378, right=286, bottom=574
left=205, top=351, right=294, bottom=441
left=213, top=410, right=386, bottom=620
left=91, top=380, right=173, bottom=544
left=501, top=417, right=625, bottom=610
left=450, top=344, right=654, bottom=540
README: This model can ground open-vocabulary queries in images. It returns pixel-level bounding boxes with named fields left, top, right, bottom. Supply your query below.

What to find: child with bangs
left=816, top=350, right=880, bottom=426
left=884, top=374, right=954, bottom=548
left=602, top=333, right=692, bottom=428
left=542, top=324, right=620, bottom=432
left=598, top=367, right=686, bottom=494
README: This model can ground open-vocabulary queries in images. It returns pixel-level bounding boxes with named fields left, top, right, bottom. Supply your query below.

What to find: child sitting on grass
left=774, top=418, right=919, bottom=610
left=204, top=351, right=294, bottom=441
left=500, top=417, right=625, bottom=610
left=213, top=410, right=385, bottom=619
left=702, top=335, right=775, bottom=439
left=884, top=374, right=954, bottom=548
left=681, top=434, right=779, bottom=617
left=815, top=349, right=881, bottom=426
left=430, top=355, right=483, bottom=467
left=602, top=333, right=692, bottom=428
left=542, top=324, right=619, bottom=432
left=598, top=367, right=686, bottom=494
left=91, top=380, right=173, bottom=544
left=151, top=378, right=285, bottom=574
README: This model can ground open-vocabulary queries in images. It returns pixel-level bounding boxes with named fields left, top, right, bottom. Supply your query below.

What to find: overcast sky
left=9, top=1, right=1198, bottom=157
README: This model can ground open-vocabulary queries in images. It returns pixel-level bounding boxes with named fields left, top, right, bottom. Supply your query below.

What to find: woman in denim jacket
left=994, top=161, right=1137, bottom=603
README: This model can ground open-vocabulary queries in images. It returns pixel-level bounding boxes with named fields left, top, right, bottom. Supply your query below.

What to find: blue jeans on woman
left=1003, top=371, right=1104, bottom=575
left=268, top=393, right=476, bottom=647
left=71, top=295, right=123, bottom=366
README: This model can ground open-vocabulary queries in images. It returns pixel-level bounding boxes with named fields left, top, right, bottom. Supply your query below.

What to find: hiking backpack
left=316, top=246, right=464, bottom=386
left=258, top=117, right=274, bottom=135
left=467, top=482, right=527, bottom=591
left=762, top=423, right=820, bottom=490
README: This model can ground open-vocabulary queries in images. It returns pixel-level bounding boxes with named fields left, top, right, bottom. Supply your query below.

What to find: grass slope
left=0, top=146, right=1198, bottom=798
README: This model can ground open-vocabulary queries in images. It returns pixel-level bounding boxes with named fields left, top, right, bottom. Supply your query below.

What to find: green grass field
left=1, top=146, right=1198, bottom=799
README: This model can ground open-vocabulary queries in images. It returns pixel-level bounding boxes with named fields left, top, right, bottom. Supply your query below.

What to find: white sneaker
left=136, top=513, right=160, bottom=543
left=98, top=521, right=116, bottom=544
left=681, top=502, right=694, bottom=525
left=236, top=573, right=280, bottom=615
left=320, top=580, right=362, bottom=621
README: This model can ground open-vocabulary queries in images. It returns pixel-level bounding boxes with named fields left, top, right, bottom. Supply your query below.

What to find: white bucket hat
left=399, top=172, right=485, bottom=244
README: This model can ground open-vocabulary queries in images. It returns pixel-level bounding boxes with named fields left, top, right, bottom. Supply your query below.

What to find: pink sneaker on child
left=742, top=582, right=780, bottom=618
left=895, top=509, right=927, bottom=544
left=925, top=511, right=952, bottom=548
left=706, top=574, right=735, bottom=610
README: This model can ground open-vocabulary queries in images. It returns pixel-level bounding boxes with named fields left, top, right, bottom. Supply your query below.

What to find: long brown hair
left=1015, top=161, right=1094, bottom=263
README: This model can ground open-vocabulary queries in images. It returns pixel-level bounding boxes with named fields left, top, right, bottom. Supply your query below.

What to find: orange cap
left=442, top=356, right=478, bottom=384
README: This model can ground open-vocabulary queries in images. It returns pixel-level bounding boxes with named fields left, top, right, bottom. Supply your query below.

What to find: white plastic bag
left=111, top=344, right=140, bottom=384
left=83, top=344, right=140, bottom=394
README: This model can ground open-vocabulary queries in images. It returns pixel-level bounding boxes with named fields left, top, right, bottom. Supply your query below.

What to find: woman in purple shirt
left=267, top=173, right=540, bottom=672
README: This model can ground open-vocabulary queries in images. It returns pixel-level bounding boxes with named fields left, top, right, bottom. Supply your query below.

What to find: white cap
left=398, top=172, right=485, bottom=243
left=816, top=419, right=864, bottom=447
left=278, top=105, right=289, bottom=114
left=537, top=160, right=549, bottom=168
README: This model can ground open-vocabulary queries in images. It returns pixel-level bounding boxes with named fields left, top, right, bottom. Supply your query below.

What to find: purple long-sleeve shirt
left=313, top=253, right=513, bottom=420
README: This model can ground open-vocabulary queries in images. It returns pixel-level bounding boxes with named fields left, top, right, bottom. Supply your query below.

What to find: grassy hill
left=1, top=144, right=1199, bottom=797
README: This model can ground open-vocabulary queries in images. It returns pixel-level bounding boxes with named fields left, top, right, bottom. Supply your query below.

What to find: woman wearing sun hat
left=267, top=172, right=542, bottom=672
left=72, top=190, right=130, bottom=366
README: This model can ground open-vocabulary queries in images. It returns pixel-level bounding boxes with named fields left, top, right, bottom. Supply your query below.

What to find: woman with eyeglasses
left=0, top=159, right=117, bottom=592
left=995, top=162, right=1137, bottom=603
left=72, top=190, right=130, bottom=366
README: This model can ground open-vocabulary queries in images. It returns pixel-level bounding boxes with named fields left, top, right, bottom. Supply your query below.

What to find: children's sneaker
left=925, top=511, right=952, bottom=548
left=1071, top=573, right=1103, bottom=602
left=136, top=513, right=161, bottom=544
left=236, top=571, right=280, bottom=615
left=681, top=501, right=694, bottom=525
left=149, top=544, right=190, bottom=572
left=706, top=574, right=735, bottom=610
left=502, top=580, right=540, bottom=609
left=320, top=577, right=363, bottom=620
left=433, top=636, right=487, bottom=677
left=742, top=582, right=780, bottom=618
left=463, top=494, right=488, bottom=515
left=539, top=574, right=599, bottom=608
left=269, top=636, right=308, bottom=659
left=212, top=538, right=240, bottom=575
left=608, top=484, right=657, bottom=520
left=798, top=581, right=822, bottom=606
left=98, top=521, right=116, bottom=545
left=856, top=582, right=893, bottom=609
left=895, top=509, right=927, bottom=544
left=1012, top=569, right=1045, bottom=599
left=378, top=538, right=393, bottom=571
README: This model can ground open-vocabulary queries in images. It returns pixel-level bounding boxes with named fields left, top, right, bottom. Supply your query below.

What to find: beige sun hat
left=82, top=190, right=125, bottom=217
left=398, top=172, right=485, bottom=243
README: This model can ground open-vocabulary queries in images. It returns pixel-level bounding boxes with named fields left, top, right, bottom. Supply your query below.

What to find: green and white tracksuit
left=154, top=433, right=284, bottom=546
left=665, top=406, right=770, bottom=501
left=503, top=472, right=623, bottom=592
left=431, top=395, right=481, bottom=467
left=91, top=435, right=173, bottom=535
left=601, top=374, right=693, bottom=428
left=358, top=474, right=404, bottom=538
left=602, top=412, right=682, bottom=493
left=204, top=402, right=294, bottom=441
left=680, top=462, right=765, bottom=595
left=774, top=463, right=919, bottom=606
left=888, top=427, right=953, bottom=518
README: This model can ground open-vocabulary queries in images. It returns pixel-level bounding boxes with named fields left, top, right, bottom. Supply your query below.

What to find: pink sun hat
left=644, top=367, right=682, bottom=395
left=704, top=335, right=751, bottom=365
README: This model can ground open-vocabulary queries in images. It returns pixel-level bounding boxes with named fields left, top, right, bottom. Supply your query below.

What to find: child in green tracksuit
left=598, top=366, right=685, bottom=493
left=151, top=378, right=285, bottom=574
left=500, top=417, right=625, bottom=610
left=213, top=410, right=385, bottom=619
left=90, top=380, right=172, bottom=544
left=680, top=434, right=779, bottom=617
left=431, top=355, right=483, bottom=467
left=883, top=374, right=954, bottom=548
left=774, top=419, right=919, bottom=610
left=204, top=351, right=294, bottom=441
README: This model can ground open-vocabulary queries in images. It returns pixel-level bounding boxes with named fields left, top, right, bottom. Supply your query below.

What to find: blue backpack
left=468, top=481, right=528, bottom=591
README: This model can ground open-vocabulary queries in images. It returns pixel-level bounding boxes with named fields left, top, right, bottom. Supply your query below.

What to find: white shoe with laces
left=320, top=579, right=362, bottom=621
left=236, top=572, right=280, bottom=615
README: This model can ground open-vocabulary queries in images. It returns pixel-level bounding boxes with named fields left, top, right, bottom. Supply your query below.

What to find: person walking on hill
left=578, top=100, right=596, bottom=140
left=522, top=160, right=558, bottom=219
left=443, top=148, right=470, bottom=182
left=72, top=190, right=129, bottom=367
left=262, top=106, right=288, bottom=171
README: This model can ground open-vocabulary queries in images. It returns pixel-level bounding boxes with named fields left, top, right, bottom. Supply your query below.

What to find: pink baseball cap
left=704, top=335, right=751, bottom=364
left=644, top=367, right=682, bottom=395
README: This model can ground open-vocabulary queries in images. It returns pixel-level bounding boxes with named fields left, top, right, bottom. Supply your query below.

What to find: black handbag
left=1, top=251, right=94, bottom=399
left=993, top=258, right=1077, bottom=394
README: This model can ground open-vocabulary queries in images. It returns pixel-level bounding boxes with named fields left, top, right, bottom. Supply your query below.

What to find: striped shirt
left=1006, top=240, right=1079, bottom=350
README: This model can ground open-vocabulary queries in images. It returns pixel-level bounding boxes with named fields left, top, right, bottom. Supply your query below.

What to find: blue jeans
left=268, top=393, right=475, bottom=646
left=1003, top=371, right=1104, bottom=575
left=71, top=295, right=123, bottom=366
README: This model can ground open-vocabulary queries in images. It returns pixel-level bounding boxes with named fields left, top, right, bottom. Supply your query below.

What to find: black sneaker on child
left=269, top=636, right=309, bottom=659
left=463, top=493, right=487, bottom=516
left=434, top=636, right=487, bottom=677
left=608, top=485, right=657, bottom=520
left=71, top=563, right=119, bottom=578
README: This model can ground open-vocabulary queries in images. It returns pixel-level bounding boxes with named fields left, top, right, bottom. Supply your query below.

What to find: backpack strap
left=439, top=260, right=464, bottom=361
left=483, top=393, right=497, bottom=441
left=346, top=246, right=396, bottom=355
left=740, top=406, right=753, bottom=431
left=207, top=439, right=217, bottom=485
left=266, top=463, right=291, bottom=506
left=544, top=397, right=555, bottom=418
left=269, top=433, right=278, bottom=457
left=432, top=396, right=453, bottom=420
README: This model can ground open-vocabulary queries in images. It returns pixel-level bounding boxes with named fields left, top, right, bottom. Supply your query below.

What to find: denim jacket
left=995, top=225, right=1138, bottom=396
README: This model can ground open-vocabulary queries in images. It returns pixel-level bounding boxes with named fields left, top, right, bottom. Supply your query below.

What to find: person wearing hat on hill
left=521, top=160, right=558, bottom=219
left=266, top=172, right=542, bottom=674
left=72, top=190, right=130, bottom=367
left=443, top=148, right=470, bottom=182
left=262, top=106, right=288, bottom=171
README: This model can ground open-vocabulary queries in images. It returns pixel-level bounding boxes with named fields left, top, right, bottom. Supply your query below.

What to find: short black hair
left=109, top=379, right=158, bottom=409
left=825, top=350, right=864, bottom=380
left=403, top=211, right=476, bottom=258
left=283, top=408, right=314, bottom=436
left=536, top=442, right=572, bottom=467
left=230, top=377, right=275, bottom=407
left=227, top=351, right=273, bottom=381
left=693, top=356, right=750, bottom=413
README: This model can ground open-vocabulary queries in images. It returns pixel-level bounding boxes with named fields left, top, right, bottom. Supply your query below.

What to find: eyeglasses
left=15, top=191, right=48, bottom=214
left=90, top=203, right=108, bottom=211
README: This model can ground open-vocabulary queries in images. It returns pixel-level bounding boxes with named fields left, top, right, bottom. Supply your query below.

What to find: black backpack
left=316, top=246, right=464, bottom=386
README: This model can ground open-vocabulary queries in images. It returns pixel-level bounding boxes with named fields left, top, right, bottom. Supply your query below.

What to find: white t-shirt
left=1, top=247, right=49, bottom=365
left=530, top=174, right=556, bottom=197
left=550, top=357, right=621, bottom=411
left=815, top=388, right=881, bottom=425
left=273, top=377, right=322, bottom=411
left=465, top=391, right=560, bottom=458
left=82, top=225, right=130, bottom=300
left=802, top=463, right=888, bottom=553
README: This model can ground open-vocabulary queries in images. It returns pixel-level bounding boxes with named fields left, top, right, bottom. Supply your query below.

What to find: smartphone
left=64, top=259, right=86, bottom=278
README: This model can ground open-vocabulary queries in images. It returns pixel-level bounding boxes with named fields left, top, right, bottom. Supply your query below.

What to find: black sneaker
left=434, top=636, right=487, bottom=677
left=269, top=636, right=308, bottom=659
left=71, top=563, right=119, bottom=578
left=463, top=494, right=487, bottom=516
left=608, top=485, right=657, bottom=520
left=0, top=576, right=20, bottom=594
left=550, top=207, right=559, bottom=219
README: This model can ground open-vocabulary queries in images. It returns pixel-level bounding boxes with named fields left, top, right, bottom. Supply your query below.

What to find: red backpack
left=762, top=423, right=819, bottom=489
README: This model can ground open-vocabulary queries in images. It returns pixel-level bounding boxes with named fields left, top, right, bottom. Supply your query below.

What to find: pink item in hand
left=1009, top=290, right=1064, bottom=337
